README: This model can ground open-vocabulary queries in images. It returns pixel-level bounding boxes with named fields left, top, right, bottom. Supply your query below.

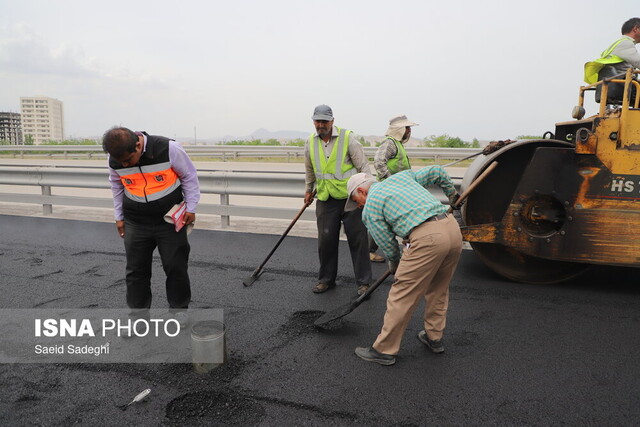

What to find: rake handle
left=249, top=192, right=316, bottom=279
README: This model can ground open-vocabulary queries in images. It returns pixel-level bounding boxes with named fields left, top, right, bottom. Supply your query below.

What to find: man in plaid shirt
left=344, top=167, right=463, bottom=365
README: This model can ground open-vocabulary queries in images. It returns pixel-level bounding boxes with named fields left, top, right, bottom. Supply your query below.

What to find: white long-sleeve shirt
left=607, top=35, right=640, bottom=74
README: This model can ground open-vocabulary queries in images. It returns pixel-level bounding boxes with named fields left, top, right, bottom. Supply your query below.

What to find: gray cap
left=312, top=104, right=334, bottom=121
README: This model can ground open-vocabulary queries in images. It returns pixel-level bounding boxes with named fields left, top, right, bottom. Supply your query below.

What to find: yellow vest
left=309, top=127, right=357, bottom=201
left=385, top=137, right=411, bottom=177
left=584, top=37, right=628, bottom=84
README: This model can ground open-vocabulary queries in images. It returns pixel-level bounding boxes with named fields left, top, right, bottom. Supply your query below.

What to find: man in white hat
left=344, top=167, right=462, bottom=366
left=368, top=115, right=418, bottom=263
left=304, top=104, right=373, bottom=296
left=374, top=115, right=417, bottom=181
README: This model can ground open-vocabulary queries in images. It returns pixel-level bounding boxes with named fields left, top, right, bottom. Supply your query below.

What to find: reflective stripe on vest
left=309, top=127, right=357, bottom=201
left=385, top=137, right=410, bottom=176
left=584, top=37, right=627, bottom=84
left=115, top=161, right=182, bottom=203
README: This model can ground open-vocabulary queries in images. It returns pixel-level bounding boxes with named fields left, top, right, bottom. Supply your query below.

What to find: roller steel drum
left=460, top=139, right=589, bottom=284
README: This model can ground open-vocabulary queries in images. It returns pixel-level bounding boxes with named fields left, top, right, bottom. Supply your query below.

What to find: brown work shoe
left=369, top=252, right=385, bottom=263
left=357, top=284, right=370, bottom=296
left=312, top=282, right=335, bottom=294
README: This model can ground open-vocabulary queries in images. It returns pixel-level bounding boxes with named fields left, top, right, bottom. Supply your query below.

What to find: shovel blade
left=314, top=301, right=358, bottom=328
left=242, top=274, right=258, bottom=287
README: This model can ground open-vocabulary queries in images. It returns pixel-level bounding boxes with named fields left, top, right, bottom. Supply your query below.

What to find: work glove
left=482, top=139, right=516, bottom=155
left=388, top=260, right=399, bottom=274
left=449, top=192, right=464, bottom=210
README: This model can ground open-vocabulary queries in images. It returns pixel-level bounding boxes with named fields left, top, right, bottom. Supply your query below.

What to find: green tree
left=516, top=135, right=542, bottom=140
left=42, top=139, right=99, bottom=145
left=287, top=138, right=306, bottom=146
left=422, top=134, right=476, bottom=148
left=24, top=134, right=34, bottom=145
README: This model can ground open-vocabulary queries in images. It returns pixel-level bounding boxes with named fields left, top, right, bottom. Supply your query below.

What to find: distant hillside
left=248, top=128, right=309, bottom=140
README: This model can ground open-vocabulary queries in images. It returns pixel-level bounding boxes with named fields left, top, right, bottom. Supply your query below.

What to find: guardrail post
left=64, top=150, right=68, bottom=160
left=41, top=185, right=52, bottom=215
left=220, top=194, right=230, bottom=227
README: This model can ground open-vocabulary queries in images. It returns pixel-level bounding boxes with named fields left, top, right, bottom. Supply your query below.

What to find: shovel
left=243, top=193, right=315, bottom=286
left=313, top=161, right=498, bottom=328
left=314, top=270, right=392, bottom=328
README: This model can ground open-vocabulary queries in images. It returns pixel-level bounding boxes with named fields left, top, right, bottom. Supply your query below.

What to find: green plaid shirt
left=362, top=166, right=456, bottom=263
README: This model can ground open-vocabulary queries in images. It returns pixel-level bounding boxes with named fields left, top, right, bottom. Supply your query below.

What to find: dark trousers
left=316, top=197, right=372, bottom=286
left=368, top=232, right=379, bottom=253
left=123, top=220, right=191, bottom=309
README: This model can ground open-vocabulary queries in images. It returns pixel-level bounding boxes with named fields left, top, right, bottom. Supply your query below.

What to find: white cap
left=344, top=173, right=376, bottom=212
left=388, top=114, right=417, bottom=128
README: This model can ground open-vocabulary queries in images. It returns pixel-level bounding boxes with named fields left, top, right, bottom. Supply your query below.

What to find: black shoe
left=312, top=282, right=335, bottom=293
left=166, top=310, right=190, bottom=329
left=354, top=346, right=396, bottom=366
left=417, top=331, right=444, bottom=354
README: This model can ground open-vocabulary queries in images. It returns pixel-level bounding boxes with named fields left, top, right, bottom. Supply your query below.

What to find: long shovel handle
left=354, top=270, right=392, bottom=305
left=448, top=161, right=498, bottom=213
left=245, top=193, right=315, bottom=285
left=313, top=269, right=392, bottom=327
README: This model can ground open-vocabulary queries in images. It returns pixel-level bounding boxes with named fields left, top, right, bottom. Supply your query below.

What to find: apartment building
left=0, top=112, right=23, bottom=144
left=20, top=96, right=64, bottom=144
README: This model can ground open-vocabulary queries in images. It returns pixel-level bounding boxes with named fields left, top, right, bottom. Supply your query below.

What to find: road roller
left=460, top=68, right=640, bottom=284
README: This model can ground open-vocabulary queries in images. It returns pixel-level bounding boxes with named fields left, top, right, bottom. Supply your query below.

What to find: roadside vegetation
left=422, top=134, right=481, bottom=148
left=0, top=134, right=481, bottom=165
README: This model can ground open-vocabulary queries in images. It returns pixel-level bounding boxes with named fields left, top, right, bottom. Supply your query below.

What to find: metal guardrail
left=0, top=166, right=461, bottom=226
left=0, top=145, right=480, bottom=163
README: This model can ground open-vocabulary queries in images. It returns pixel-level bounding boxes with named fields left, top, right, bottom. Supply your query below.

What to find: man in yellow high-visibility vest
left=584, top=17, right=640, bottom=103
left=304, top=105, right=373, bottom=296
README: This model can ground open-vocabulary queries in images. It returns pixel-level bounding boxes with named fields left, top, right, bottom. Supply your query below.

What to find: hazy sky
left=0, top=0, right=638, bottom=142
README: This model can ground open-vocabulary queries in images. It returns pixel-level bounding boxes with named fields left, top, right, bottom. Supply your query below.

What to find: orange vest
left=109, top=133, right=184, bottom=221
left=116, top=162, right=181, bottom=203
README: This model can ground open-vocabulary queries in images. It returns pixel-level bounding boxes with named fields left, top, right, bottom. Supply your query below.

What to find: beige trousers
left=372, top=214, right=462, bottom=355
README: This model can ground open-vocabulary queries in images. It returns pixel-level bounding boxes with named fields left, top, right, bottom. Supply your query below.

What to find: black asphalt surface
left=1, top=214, right=640, bottom=426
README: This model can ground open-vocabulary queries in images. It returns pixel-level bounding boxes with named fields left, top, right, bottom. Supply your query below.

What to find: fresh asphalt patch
left=1, top=214, right=640, bottom=425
